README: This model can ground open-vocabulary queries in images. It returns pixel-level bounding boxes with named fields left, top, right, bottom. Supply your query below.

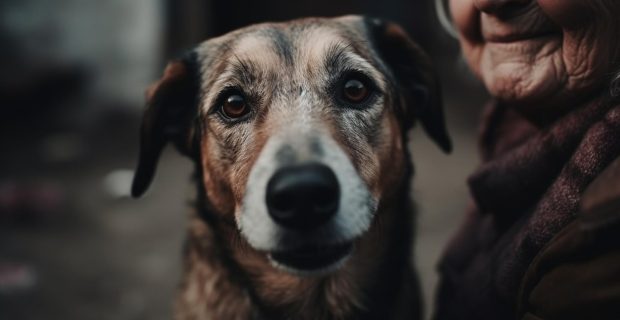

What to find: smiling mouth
left=485, top=31, right=559, bottom=44
left=268, top=242, right=353, bottom=273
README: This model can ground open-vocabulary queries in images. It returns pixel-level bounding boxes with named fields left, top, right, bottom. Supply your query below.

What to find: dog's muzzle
left=264, top=163, right=352, bottom=272
left=239, top=131, right=376, bottom=276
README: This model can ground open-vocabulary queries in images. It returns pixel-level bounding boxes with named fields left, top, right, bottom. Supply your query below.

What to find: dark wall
left=165, top=0, right=443, bottom=59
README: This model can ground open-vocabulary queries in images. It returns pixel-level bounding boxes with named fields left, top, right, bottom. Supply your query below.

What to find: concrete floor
left=0, top=60, right=487, bottom=320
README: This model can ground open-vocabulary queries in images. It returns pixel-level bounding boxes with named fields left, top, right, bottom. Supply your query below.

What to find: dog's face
left=132, top=16, right=450, bottom=276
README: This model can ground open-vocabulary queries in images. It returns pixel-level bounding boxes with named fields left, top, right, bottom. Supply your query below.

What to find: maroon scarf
left=434, top=93, right=620, bottom=320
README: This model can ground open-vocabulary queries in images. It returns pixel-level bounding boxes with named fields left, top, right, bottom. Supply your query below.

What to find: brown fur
left=132, top=15, right=450, bottom=320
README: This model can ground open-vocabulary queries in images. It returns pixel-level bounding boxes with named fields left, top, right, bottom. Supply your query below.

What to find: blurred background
left=0, top=0, right=488, bottom=319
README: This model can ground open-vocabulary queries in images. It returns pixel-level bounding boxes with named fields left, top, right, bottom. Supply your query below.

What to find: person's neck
left=502, top=86, right=608, bottom=128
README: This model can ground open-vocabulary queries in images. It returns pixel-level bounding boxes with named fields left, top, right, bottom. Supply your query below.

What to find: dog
left=131, top=15, right=451, bottom=320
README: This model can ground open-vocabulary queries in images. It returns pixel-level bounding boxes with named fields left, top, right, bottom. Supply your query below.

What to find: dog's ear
left=132, top=53, right=200, bottom=197
left=365, top=17, right=452, bottom=153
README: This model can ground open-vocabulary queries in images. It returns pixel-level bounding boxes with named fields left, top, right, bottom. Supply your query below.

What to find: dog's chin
left=266, top=242, right=354, bottom=277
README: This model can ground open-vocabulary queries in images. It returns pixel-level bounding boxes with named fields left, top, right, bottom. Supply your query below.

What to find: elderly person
left=435, top=1, right=620, bottom=319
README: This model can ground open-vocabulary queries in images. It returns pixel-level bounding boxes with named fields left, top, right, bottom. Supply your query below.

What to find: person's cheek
left=537, top=0, right=591, bottom=28
left=449, top=0, right=480, bottom=42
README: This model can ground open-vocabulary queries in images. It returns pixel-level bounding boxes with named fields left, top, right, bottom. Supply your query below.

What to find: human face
left=450, top=0, right=620, bottom=120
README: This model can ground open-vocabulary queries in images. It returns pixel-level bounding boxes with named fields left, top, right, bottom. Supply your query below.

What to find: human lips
left=483, top=29, right=558, bottom=43
left=480, top=12, right=560, bottom=44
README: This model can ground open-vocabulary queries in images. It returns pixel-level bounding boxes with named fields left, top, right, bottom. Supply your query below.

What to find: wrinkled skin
left=450, top=0, right=620, bottom=123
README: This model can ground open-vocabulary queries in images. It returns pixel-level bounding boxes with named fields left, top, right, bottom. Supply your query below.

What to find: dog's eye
left=342, top=77, right=370, bottom=104
left=221, top=94, right=249, bottom=119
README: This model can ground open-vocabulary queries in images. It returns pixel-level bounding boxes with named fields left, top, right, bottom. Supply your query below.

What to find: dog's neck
left=175, top=172, right=419, bottom=320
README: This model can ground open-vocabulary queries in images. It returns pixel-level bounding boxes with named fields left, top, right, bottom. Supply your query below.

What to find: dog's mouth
left=268, top=242, right=353, bottom=274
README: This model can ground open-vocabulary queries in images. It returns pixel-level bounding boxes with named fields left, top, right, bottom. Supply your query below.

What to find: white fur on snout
left=238, top=132, right=377, bottom=252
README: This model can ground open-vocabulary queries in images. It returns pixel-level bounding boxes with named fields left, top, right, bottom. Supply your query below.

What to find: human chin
left=478, top=37, right=563, bottom=104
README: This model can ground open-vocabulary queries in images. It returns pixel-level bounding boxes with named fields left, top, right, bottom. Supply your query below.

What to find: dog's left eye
left=342, top=78, right=369, bottom=103
left=338, top=73, right=376, bottom=106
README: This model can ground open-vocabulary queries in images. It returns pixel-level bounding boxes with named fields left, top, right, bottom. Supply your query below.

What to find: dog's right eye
left=220, top=93, right=250, bottom=119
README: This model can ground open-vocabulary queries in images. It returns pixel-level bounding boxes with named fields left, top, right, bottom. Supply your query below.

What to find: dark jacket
left=517, top=156, right=620, bottom=319
left=434, top=93, right=620, bottom=320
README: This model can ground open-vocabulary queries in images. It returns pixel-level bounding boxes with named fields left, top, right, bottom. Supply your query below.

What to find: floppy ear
left=365, top=17, right=452, bottom=153
left=131, top=53, right=200, bottom=197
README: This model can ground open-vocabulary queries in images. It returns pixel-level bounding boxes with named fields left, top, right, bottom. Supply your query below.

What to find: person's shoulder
left=580, top=155, right=620, bottom=228
left=516, top=155, right=620, bottom=320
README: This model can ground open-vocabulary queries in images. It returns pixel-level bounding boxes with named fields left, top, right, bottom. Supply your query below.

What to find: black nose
left=266, top=163, right=340, bottom=230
